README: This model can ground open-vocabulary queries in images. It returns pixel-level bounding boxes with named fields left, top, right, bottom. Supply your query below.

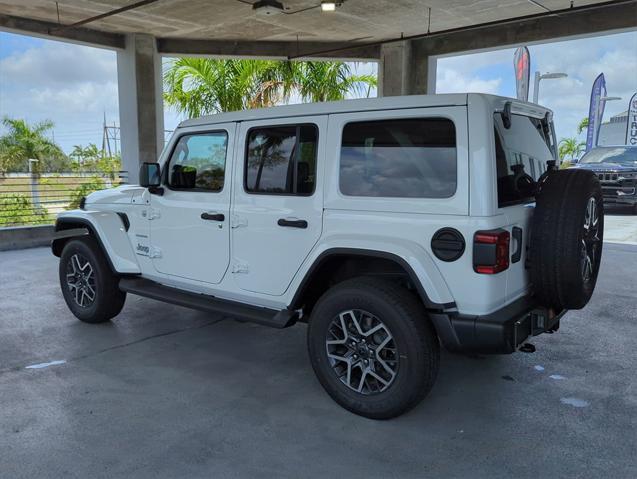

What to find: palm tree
left=558, top=137, right=585, bottom=162
left=577, top=117, right=589, bottom=135
left=294, top=62, right=376, bottom=103
left=163, top=58, right=377, bottom=118
left=70, top=143, right=101, bottom=163
left=0, top=118, right=66, bottom=173
left=164, top=58, right=290, bottom=117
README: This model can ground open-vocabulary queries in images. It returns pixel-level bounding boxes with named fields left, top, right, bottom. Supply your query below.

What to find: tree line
left=0, top=117, right=120, bottom=175
left=1, top=59, right=376, bottom=174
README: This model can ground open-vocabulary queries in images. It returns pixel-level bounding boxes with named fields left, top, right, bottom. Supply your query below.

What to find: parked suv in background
left=51, top=94, right=604, bottom=419
left=574, top=146, right=637, bottom=213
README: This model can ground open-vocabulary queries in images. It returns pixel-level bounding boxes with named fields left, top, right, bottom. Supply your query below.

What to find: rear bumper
left=431, top=296, right=566, bottom=354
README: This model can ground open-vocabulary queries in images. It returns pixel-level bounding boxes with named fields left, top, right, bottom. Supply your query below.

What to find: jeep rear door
left=231, top=116, right=327, bottom=296
left=149, top=123, right=235, bottom=284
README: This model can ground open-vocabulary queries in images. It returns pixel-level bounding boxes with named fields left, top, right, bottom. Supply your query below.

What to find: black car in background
left=574, top=146, right=637, bottom=213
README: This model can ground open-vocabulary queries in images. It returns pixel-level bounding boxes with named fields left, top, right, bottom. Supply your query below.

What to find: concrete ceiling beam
left=156, top=38, right=381, bottom=60
left=0, top=13, right=125, bottom=50
left=414, top=0, right=637, bottom=57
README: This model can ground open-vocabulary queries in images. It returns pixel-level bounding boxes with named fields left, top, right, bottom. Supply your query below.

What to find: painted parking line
left=560, top=397, right=590, bottom=408
left=25, top=360, right=67, bottom=369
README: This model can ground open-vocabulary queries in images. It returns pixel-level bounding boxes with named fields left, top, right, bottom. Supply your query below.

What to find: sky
left=0, top=29, right=636, bottom=154
left=436, top=31, right=637, bottom=142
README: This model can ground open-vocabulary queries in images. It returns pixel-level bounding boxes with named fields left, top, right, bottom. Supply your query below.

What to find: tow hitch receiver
left=530, top=307, right=562, bottom=336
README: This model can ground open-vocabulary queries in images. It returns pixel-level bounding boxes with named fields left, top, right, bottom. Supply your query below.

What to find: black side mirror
left=139, top=162, right=161, bottom=187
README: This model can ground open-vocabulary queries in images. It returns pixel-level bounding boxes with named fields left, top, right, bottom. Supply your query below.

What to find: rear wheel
left=59, top=237, right=126, bottom=323
left=307, top=277, right=439, bottom=419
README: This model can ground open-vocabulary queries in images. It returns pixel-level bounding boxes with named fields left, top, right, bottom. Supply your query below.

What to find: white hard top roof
left=177, top=93, right=552, bottom=129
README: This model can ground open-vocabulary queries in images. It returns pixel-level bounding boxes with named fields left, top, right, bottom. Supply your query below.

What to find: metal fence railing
left=0, top=171, right=128, bottom=228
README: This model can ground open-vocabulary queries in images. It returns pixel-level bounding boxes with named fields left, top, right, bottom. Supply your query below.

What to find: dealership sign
left=585, top=73, right=607, bottom=152
left=514, top=46, right=530, bottom=102
left=626, top=92, right=637, bottom=146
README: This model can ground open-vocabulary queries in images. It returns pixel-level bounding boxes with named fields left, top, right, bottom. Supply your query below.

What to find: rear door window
left=495, top=114, right=554, bottom=207
left=339, top=118, right=457, bottom=198
left=245, top=124, right=317, bottom=195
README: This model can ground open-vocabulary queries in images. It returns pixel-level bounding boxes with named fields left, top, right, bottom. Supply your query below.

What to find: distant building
left=598, top=111, right=628, bottom=146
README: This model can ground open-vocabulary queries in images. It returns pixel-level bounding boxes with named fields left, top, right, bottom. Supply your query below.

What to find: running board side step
left=119, top=278, right=297, bottom=329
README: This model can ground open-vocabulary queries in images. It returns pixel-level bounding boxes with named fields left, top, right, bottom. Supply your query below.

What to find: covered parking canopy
left=1, top=0, right=635, bottom=179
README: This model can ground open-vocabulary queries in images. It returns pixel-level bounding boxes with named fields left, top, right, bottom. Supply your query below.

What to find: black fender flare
left=51, top=217, right=118, bottom=273
left=289, top=248, right=456, bottom=312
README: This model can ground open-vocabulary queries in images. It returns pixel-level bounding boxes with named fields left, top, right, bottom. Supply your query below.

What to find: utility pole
left=101, top=112, right=107, bottom=159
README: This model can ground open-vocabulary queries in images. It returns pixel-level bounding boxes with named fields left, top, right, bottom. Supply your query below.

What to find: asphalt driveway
left=1, top=243, right=635, bottom=479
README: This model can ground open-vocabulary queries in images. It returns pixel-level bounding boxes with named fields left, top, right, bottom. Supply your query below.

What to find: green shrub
left=68, top=176, right=105, bottom=209
left=0, top=193, right=51, bottom=227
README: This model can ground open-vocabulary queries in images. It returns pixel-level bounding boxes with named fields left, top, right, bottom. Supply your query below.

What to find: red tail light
left=473, top=229, right=510, bottom=274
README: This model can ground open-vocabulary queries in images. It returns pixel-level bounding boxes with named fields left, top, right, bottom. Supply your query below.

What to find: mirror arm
left=149, top=186, right=164, bottom=196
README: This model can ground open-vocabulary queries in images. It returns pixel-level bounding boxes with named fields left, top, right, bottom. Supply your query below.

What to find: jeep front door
left=149, top=124, right=235, bottom=284
left=231, top=117, right=326, bottom=296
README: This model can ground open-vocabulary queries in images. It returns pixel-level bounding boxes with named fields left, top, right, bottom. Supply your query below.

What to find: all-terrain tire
left=59, top=236, right=126, bottom=323
left=530, top=169, right=604, bottom=310
left=307, top=277, right=439, bottom=419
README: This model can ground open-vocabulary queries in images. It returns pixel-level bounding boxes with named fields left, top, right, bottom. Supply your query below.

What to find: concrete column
left=378, top=40, right=436, bottom=96
left=117, top=33, right=164, bottom=184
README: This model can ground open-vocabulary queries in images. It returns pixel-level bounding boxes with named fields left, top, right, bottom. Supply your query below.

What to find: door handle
left=511, top=226, right=523, bottom=263
left=201, top=212, right=225, bottom=221
left=277, top=218, right=308, bottom=229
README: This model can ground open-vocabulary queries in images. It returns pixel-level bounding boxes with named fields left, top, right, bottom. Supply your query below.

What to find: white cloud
left=531, top=35, right=637, bottom=141
left=0, top=41, right=116, bottom=86
left=29, top=82, right=118, bottom=113
left=0, top=36, right=120, bottom=152
left=438, top=48, right=510, bottom=72
left=436, top=66, right=502, bottom=94
left=435, top=31, right=637, bottom=142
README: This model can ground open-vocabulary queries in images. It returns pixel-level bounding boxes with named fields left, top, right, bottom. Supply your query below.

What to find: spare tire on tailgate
left=530, top=168, right=604, bottom=311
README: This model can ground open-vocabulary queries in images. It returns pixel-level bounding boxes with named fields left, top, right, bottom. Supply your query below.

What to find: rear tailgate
left=492, top=105, right=557, bottom=301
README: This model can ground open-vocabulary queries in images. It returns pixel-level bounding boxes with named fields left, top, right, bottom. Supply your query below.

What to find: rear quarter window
left=339, top=118, right=457, bottom=198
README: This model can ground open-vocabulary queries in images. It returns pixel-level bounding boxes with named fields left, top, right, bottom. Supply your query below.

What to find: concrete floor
left=1, top=243, right=636, bottom=479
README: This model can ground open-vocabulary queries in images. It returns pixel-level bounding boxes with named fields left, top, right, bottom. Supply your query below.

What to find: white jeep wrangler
left=52, top=94, right=604, bottom=419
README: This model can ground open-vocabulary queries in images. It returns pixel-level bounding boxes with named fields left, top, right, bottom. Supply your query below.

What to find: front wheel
left=307, top=277, right=439, bottom=419
left=59, top=237, right=126, bottom=323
